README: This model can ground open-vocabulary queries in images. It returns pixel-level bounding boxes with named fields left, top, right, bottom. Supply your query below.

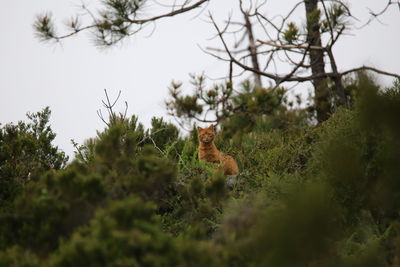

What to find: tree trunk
left=304, top=0, right=330, bottom=123
left=244, top=14, right=262, bottom=89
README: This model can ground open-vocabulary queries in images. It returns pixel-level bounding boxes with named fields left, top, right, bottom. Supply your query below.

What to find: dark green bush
left=0, top=167, right=105, bottom=253
left=0, top=107, right=68, bottom=211
left=50, top=197, right=179, bottom=267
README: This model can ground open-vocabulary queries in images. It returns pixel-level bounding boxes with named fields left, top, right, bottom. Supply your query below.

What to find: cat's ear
left=197, top=126, right=203, bottom=131
left=210, top=124, right=216, bottom=130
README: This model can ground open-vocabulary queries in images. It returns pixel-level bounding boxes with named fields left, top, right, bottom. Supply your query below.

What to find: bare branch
left=341, top=66, right=400, bottom=79
left=209, top=12, right=281, bottom=83
left=137, top=127, right=170, bottom=155
left=206, top=45, right=260, bottom=55
left=257, top=39, right=325, bottom=51
left=97, top=89, right=129, bottom=126
left=97, top=109, right=110, bottom=127
left=275, top=44, right=310, bottom=87
left=241, top=6, right=262, bottom=87
left=321, top=0, right=335, bottom=43
left=359, top=0, right=400, bottom=28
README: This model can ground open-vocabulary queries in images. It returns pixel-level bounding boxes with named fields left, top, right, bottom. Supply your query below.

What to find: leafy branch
left=33, top=0, right=209, bottom=47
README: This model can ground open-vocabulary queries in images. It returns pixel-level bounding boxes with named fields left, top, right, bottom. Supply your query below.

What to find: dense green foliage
left=0, top=107, right=68, bottom=211
left=1, top=77, right=400, bottom=266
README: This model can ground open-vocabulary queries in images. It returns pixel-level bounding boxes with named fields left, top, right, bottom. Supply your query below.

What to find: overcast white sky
left=1, top=0, right=399, bottom=158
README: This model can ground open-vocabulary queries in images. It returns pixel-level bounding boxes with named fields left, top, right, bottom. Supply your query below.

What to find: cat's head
left=197, top=125, right=216, bottom=144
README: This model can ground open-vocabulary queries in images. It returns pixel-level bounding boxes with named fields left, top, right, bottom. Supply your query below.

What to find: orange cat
left=197, top=125, right=239, bottom=176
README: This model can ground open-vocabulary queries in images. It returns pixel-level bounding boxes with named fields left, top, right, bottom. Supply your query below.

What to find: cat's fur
left=197, top=125, right=239, bottom=176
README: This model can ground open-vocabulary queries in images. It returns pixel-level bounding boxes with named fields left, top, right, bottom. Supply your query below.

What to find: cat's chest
left=199, top=150, right=220, bottom=163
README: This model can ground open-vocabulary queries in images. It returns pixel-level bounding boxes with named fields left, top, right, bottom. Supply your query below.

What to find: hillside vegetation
left=1, top=77, right=400, bottom=266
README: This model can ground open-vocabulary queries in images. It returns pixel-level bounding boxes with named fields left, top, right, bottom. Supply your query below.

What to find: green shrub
left=0, top=167, right=105, bottom=253
left=50, top=197, right=179, bottom=267
left=0, top=107, right=68, bottom=211
left=0, top=246, right=39, bottom=267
